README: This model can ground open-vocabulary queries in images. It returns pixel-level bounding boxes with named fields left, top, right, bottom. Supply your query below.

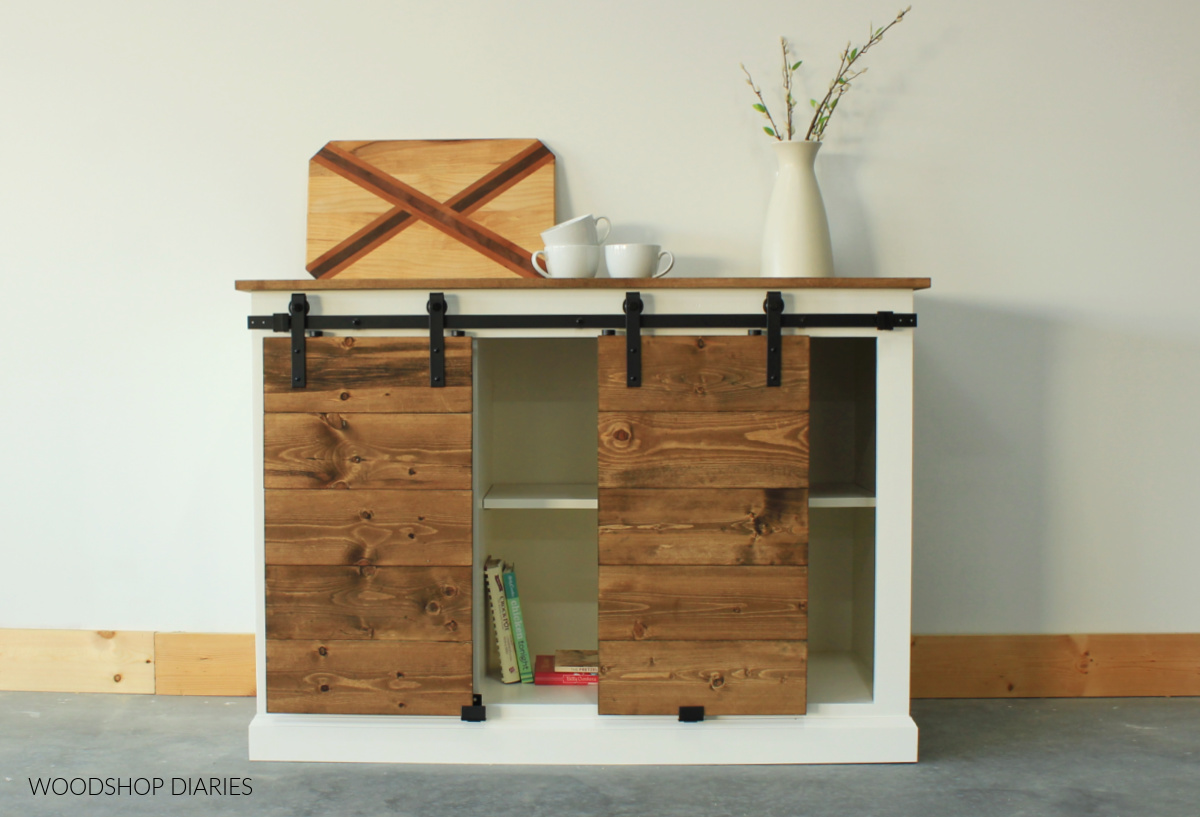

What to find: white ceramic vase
left=761, top=140, right=834, bottom=278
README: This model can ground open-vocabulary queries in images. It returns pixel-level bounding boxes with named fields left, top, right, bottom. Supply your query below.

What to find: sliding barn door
left=597, top=336, right=809, bottom=715
left=262, top=337, right=474, bottom=715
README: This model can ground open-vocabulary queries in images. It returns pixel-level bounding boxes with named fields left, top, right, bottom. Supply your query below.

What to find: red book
left=534, top=654, right=598, bottom=685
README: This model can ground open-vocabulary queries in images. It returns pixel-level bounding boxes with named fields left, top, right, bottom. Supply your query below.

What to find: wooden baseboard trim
left=0, top=629, right=156, bottom=694
left=3, top=630, right=1197, bottom=698
left=154, top=633, right=256, bottom=696
left=911, top=634, right=1200, bottom=698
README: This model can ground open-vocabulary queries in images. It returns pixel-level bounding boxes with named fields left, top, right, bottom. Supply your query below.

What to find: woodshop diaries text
left=28, top=777, right=253, bottom=796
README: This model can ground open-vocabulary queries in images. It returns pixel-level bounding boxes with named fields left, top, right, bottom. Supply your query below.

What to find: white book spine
left=485, top=559, right=520, bottom=683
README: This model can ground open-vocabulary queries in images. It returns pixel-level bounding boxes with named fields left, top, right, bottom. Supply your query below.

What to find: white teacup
left=604, top=244, right=675, bottom=279
left=532, top=244, right=600, bottom=278
left=540, top=214, right=612, bottom=247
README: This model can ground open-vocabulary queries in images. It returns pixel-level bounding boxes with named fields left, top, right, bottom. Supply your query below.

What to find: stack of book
left=534, top=650, right=599, bottom=686
left=484, top=557, right=533, bottom=684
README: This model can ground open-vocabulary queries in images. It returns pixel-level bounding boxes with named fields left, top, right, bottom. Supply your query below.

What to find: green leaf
left=753, top=103, right=767, bottom=113
left=875, top=27, right=883, bottom=36
left=791, top=61, right=802, bottom=70
left=850, top=48, right=858, bottom=60
left=763, top=126, right=776, bottom=137
left=830, top=99, right=838, bottom=109
left=810, top=98, right=818, bottom=108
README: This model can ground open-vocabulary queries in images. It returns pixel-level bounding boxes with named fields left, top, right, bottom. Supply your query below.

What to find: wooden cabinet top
left=235, top=277, right=930, bottom=292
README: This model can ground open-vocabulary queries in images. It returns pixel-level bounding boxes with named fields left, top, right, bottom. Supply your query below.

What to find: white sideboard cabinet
left=239, top=277, right=928, bottom=764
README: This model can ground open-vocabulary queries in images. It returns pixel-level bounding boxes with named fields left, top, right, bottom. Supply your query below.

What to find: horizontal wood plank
left=266, top=566, right=471, bottom=641
left=265, top=490, right=471, bottom=566
left=911, top=634, right=1200, bottom=698
left=0, top=629, right=154, bottom=694
left=264, top=412, right=471, bottom=490
left=264, top=336, right=471, bottom=413
left=599, top=336, right=809, bottom=412
left=267, top=639, right=472, bottom=715
left=154, top=633, right=255, bottom=696
left=7, top=630, right=1190, bottom=699
left=598, top=412, right=808, bottom=489
left=598, top=640, right=807, bottom=715
left=237, top=277, right=932, bottom=291
left=599, top=488, right=807, bottom=565
left=599, top=566, right=807, bottom=641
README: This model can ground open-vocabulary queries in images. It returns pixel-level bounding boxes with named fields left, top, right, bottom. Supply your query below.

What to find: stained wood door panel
left=266, top=640, right=472, bottom=715
left=265, top=490, right=472, bottom=566
left=599, top=488, right=807, bottom=565
left=265, top=565, right=471, bottom=642
left=263, top=337, right=471, bottom=413
left=264, top=413, right=471, bottom=490
left=598, top=641, right=807, bottom=715
left=598, top=336, right=810, bottom=412
left=598, top=566, right=808, bottom=641
left=262, top=338, right=475, bottom=717
left=598, top=412, right=808, bottom=489
left=596, top=333, right=809, bottom=716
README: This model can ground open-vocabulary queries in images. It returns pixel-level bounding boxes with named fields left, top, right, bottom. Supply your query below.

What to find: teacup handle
left=532, top=250, right=551, bottom=277
left=653, top=250, right=675, bottom=278
left=595, top=217, right=612, bottom=244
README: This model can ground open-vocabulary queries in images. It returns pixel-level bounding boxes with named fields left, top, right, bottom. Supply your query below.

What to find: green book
left=502, top=564, right=534, bottom=684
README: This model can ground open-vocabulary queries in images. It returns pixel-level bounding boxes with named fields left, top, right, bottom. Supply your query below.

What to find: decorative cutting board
left=306, top=139, right=555, bottom=280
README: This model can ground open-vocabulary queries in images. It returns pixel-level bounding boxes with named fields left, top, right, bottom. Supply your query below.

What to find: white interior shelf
left=483, top=483, right=873, bottom=510
left=483, top=483, right=599, bottom=510
left=809, top=483, right=876, bottom=508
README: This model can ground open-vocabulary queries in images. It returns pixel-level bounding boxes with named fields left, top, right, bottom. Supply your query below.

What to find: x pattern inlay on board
left=307, top=141, right=554, bottom=279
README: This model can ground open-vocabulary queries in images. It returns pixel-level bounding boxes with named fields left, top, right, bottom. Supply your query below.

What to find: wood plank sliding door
left=262, top=337, right=473, bottom=715
left=597, top=336, right=810, bottom=715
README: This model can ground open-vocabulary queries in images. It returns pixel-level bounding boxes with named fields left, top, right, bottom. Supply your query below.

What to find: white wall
left=1, top=0, right=1196, bottom=633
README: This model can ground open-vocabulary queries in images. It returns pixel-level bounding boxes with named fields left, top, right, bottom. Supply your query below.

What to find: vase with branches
left=740, top=7, right=911, bottom=277
left=741, top=6, right=911, bottom=143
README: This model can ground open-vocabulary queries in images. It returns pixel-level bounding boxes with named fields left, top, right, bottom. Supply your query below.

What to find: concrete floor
left=0, top=693, right=1196, bottom=816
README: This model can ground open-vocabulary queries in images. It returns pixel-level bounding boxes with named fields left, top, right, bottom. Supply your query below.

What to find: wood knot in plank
left=340, top=337, right=355, bottom=348
left=425, top=601, right=441, bottom=614
left=113, top=674, right=122, bottom=683
left=319, top=413, right=349, bottom=430
left=340, top=392, right=351, bottom=401
left=359, top=510, right=373, bottom=520
left=97, top=631, right=116, bottom=639
left=709, top=673, right=725, bottom=690
left=696, top=338, right=706, bottom=349
left=318, top=646, right=328, bottom=656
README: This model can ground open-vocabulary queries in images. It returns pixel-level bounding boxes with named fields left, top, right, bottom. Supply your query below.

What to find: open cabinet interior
left=473, top=338, right=600, bottom=708
left=807, top=337, right=877, bottom=706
